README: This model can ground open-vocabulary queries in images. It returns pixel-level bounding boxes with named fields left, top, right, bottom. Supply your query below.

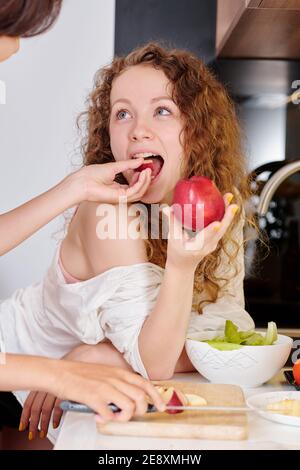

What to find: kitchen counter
left=54, top=371, right=300, bottom=450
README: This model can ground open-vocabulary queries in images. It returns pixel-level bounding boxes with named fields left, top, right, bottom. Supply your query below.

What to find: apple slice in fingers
left=185, top=393, right=207, bottom=407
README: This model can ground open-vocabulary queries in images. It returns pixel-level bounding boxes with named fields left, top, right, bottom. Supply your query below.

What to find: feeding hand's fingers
left=112, top=158, right=145, bottom=175
left=123, top=168, right=152, bottom=201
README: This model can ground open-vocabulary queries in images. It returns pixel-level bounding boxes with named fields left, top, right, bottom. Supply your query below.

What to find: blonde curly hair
left=79, top=42, right=253, bottom=313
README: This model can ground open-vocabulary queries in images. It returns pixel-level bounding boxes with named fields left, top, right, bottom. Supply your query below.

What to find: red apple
left=172, top=176, right=225, bottom=232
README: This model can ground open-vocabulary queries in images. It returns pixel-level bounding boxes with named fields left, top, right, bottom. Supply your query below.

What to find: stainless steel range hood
left=216, top=0, right=300, bottom=60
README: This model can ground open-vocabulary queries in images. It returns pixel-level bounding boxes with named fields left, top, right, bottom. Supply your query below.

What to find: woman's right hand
left=62, top=361, right=165, bottom=417
left=162, top=193, right=239, bottom=272
left=19, top=360, right=165, bottom=439
left=66, top=159, right=152, bottom=205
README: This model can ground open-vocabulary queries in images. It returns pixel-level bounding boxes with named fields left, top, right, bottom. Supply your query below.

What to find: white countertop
left=55, top=371, right=300, bottom=450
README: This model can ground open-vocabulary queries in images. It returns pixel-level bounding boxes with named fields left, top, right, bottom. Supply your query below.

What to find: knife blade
left=164, top=405, right=250, bottom=412
left=60, top=400, right=253, bottom=414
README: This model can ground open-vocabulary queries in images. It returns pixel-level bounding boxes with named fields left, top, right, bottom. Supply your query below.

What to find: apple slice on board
left=155, top=386, right=207, bottom=414
left=185, top=393, right=207, bottom=407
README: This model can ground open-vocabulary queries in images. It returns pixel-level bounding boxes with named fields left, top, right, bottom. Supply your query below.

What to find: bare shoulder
left=65, top=201, right=148, bottom=277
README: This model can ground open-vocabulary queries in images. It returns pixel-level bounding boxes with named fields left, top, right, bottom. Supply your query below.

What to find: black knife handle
left=110, top=402, right=157, bottom=413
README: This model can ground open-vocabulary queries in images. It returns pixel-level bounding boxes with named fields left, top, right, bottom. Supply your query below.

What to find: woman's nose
left=129, top=120, right=153, bottom=141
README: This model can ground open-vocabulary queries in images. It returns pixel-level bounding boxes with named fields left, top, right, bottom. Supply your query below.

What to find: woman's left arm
left=170, top=214, right=255, bottom=375
left=187, top=211, right=255, bottom=342
left=138, top=262, right=196, bottom=379
left=138, top=198, right=239, bottom=380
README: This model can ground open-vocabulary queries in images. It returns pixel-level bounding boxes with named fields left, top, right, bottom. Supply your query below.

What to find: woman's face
left=109, top=64, right=184, bottom=204
left=0, top=36, right=20, bottom=62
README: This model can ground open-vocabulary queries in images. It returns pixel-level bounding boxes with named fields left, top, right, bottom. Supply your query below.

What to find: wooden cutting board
left=96, top=381, right=248, bottom=440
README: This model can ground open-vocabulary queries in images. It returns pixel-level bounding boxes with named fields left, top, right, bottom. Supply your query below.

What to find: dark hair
left=0, top=0, right=62, bottom=37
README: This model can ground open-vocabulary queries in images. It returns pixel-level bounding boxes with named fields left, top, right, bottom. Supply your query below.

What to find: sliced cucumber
left=264, top=321, right=278, bottom=345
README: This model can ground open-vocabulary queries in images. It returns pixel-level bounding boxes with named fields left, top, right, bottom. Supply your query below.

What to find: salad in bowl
left=186, top=321, right=293, bottom=387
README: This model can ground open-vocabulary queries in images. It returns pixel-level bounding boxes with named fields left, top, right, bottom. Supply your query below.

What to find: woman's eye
left=116, top=110, right=130, bottom=120
left=156, top=107, right=171, bottom=116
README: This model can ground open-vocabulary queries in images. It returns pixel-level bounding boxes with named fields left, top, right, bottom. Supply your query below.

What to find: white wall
left=0, top=0, right=115, bottom=298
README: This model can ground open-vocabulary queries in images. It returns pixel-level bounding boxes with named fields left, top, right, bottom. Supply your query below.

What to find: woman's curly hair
left=79, top=42, right=254, bottom=313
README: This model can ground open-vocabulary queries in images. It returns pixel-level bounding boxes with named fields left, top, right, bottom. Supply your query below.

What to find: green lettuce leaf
left=224, top=320, right=242, bottom=344
left=240, top=332, right=265, bottom=346
left=205, top=341, right=242, bottom=351
left=200, top=320, right=278, bottom=350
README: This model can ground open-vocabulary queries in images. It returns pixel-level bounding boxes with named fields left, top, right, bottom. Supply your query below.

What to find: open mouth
left=130, top=154, right=164, bottom=186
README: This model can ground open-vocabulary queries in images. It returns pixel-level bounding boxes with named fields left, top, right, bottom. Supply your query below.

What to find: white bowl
left=185, top=334, right=293, bottom=387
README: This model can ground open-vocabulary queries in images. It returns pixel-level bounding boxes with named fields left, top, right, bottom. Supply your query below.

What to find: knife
left=60, top=400, right=253, bottom=414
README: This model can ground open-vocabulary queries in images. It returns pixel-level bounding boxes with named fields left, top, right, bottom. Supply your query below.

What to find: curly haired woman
left=0, top=42, right=255, bottom=441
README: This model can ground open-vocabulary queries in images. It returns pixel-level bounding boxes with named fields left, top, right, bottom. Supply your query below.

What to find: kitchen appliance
left=244, top=160, right=300, bottom=329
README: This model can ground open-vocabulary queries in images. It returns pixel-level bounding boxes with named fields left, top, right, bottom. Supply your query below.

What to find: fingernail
left=53, top=422, right=59, bottom=429
left=28, top=431, right=33, bottom=441
left=227, top=193, right=234, bottom=204
left=19, top=422, right=24, bottom=432
left=213, top=223, right=221, bottom=231
left=231, top=205, right=239, bottom=215
left=40, top=430, right=45, bottom=439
